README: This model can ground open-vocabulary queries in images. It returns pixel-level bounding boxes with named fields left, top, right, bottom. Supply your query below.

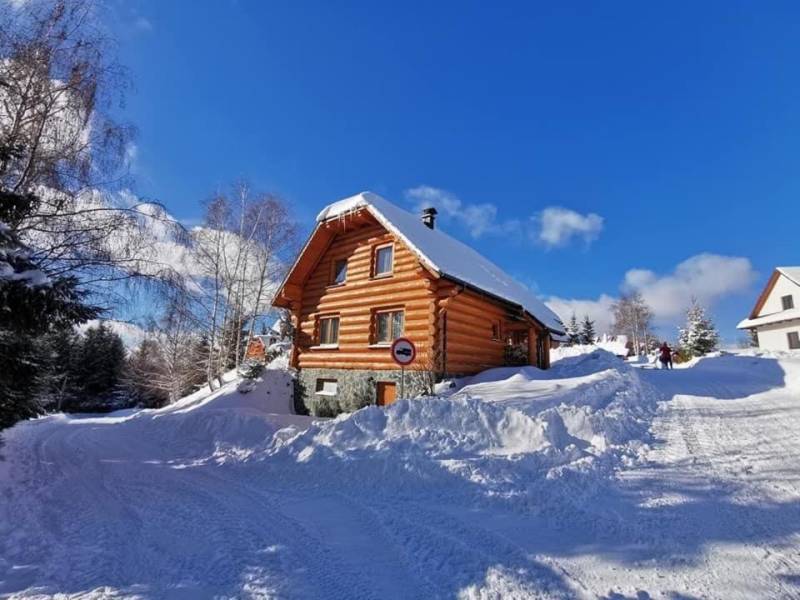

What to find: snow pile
left=450, top=350, right=659, bottom=451
left=4, top=349, right=800, bottom=598
left=266, top=349, right=658, bottom=510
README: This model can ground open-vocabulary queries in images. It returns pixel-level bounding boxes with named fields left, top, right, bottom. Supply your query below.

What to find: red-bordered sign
left=390, top=337, right=416, bottom=366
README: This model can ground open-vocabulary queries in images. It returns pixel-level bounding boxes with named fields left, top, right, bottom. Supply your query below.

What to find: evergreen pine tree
left=566, top=314, right=581, bottom=346
left=39, top=327, right=82, bottom=411
left=678, top=300, right=720, bottom=357
left=0, top=188, right=99, bottom=428
left=70, top=323, right=127, bottom=410
left=580, top=315, right=596, bottom=345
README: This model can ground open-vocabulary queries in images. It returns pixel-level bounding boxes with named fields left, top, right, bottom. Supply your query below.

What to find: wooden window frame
left=491, top=321, right=502, bottom=341
left=788, top=331, right=800, bottom=350
left=329, top=257, right=348, bottom=287
left=782, top=294, right=794, bottom=311
left=371, top=307, right=405, bottom=346
left=372, top=242, right=395, bottom=279
left=315, top=314, right=340, bottom=348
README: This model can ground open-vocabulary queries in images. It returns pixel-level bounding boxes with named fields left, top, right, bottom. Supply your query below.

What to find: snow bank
left=261, top=349, right=659, bottom=512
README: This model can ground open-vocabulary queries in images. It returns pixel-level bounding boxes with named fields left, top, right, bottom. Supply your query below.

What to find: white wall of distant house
left=758, top=274, right=798, bottom=316
left=756, top=320, right=800, bottom=351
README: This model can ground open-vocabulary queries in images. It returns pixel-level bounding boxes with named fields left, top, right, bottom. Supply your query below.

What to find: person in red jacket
left=659, top=342, right=673, bottom=370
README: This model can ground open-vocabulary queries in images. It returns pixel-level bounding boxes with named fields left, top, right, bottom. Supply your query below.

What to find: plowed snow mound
left=263, top=350, right=659, bottom=508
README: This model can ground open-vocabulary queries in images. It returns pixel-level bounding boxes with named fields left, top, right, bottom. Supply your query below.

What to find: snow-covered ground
left=1, top=350, right=799, bottom=598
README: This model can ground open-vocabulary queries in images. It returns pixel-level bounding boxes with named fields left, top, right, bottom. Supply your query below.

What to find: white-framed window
left=788, top=331, right=800, bottom=350
left=318, top=315, right=340, bottom=346
left=782, top=295, right=794, bottom=311
left=315, top=378, right=338, bottom=395
left=375, top=309, right=404, bottom=344
left=373, top=244, right=394, bottom=277
left=331, top=258, right=347, bottom=285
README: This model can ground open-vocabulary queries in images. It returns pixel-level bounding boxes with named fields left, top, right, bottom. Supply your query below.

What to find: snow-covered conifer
left=678, top=300, right=720, bottom=357
left=566, top=314, right=581, bottom=346
left=581, top=315, right=597, bottom=345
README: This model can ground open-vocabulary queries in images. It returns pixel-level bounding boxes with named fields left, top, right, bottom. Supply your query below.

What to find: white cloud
left=134, top=16, right=153, bottom=32
left=404, top=185, right=512, bottom=238
left=545, top=294, right=617, bottom=334
left=405, top=186, right=603, bottom=250
left=544, top=254, right=757, bottom=335
left=535, top=206, right=604, bottom=248
left=79, top=319, right=146, bottom=350
left=622, top=253, right=757, bottom=322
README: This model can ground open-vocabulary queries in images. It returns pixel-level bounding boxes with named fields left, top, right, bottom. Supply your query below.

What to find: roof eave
left=441, top=273, right=564, bottom=335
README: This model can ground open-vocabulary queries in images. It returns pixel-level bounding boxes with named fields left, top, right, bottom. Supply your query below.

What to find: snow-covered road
left=542, top=354, right=800, bottom=599
left=1, top=352, right=799, bottom=599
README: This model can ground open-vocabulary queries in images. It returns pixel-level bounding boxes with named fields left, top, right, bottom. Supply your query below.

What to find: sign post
left=390, top=337, right=416, bottom=400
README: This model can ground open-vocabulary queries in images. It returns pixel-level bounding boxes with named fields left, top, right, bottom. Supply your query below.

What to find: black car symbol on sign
left=395, top=347, right=412, bottom=357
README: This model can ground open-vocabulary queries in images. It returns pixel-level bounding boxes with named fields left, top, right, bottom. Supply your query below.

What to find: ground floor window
left=315, top=378, right=338, bottom=395
left=318, top=315, right=340, bottom=346
left=788, top=331, right=800, bottom=350
left=375, top=309, right=404, bottom=344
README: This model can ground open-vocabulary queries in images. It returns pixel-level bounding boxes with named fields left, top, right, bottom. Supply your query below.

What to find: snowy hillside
left=2, top=350, right=800, bottom=598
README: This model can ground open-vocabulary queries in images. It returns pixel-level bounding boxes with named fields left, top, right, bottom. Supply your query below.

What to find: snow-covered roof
left=316, top=192, right=565, bottom=333
left=777, top=266, right=800, bottom=287
left=737, top=308, right=800, bottom=330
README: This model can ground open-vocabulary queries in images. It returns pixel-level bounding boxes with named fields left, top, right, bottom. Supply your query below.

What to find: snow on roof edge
left=777, top=266, right=800, bottom=287
left=737, top=308, right=800, bottom=329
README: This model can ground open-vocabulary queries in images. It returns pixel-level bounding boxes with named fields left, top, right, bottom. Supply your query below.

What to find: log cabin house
left=273, top=192, right=565, bottom=415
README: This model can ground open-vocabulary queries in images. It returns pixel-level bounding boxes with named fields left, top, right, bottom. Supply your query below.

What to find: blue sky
left=107, top=1, right=800, bottom=341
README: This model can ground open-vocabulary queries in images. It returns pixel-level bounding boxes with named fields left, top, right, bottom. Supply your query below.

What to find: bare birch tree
left=186, top=184, right=297, bottom=390
left=612, top=292, right=655, bottom=355
left=0, top=0, right=187, bottom=296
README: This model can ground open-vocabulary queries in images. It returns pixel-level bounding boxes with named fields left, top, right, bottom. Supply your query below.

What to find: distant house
left=272, top=192, right=565, bottom=413
left=737, top=267, right=800, bottom=351
left=244, top=319, right=286, bottom=362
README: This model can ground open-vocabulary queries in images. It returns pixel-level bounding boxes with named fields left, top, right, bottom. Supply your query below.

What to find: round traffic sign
left=390, top=337, right=416, bottom=366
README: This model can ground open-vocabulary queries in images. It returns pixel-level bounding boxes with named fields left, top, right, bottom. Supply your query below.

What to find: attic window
left=782, top=295, right=794, bottom=311
left=331, top=258, right=347, bottom=285
left=373, top=244, right=394, bottom=277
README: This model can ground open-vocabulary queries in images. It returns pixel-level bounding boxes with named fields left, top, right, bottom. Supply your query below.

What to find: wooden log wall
left=436, top=282, right=513, bottom=374
left=295, top=219, right=436, bottom=371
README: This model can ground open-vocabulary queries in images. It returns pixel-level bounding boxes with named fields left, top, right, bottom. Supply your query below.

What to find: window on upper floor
left=318, top=315, right=340, bottom=346
left=331, top=258, right=347, bottom=285
left=373, top=244, right=394, bottom=277
left=788, top=331, right=800, bottom=350
left=375, top=309, right=404, bottom=345
left=782, top=295, right=794, bottom=311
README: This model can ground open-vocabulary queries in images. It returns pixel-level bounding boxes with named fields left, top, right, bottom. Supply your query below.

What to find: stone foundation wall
left=296, top=367, right=434, bottom=417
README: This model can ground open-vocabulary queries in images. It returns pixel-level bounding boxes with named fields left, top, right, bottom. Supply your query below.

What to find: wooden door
left=376, top=382, right=397, bottom=406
